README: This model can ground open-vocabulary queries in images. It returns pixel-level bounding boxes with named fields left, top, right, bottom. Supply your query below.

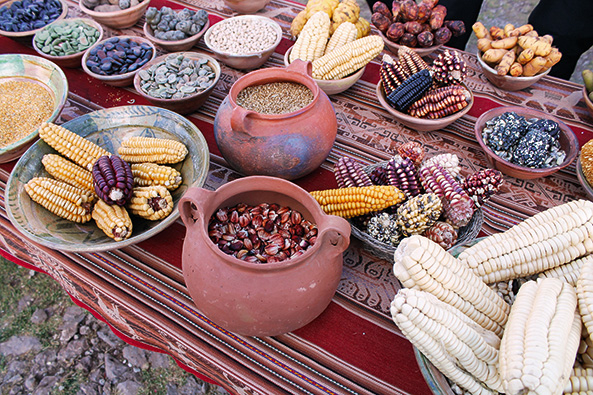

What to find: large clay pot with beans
left=213, top=60, right=338, bottom=180
left=179, top=176, right=351, bottom=337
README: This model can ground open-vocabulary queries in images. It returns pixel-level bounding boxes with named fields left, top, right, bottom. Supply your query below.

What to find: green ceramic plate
left=6, top=105, right=210, bottom=252
left=0, top=54, right=68, bottom=163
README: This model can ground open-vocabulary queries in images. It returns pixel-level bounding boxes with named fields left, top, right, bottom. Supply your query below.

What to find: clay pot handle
left=179, top=187, right=215, bottom=229
left=230, top=105, right=255, bottom=135
left=287, top=59, right=313, bottom=77
left=317, top=215, right=351, bottom=255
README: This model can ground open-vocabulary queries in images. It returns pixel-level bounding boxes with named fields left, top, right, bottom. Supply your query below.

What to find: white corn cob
left=499, top=278, right=581, bottom=395
left=323, top=21, right=357, bottom=55
left=577, top=324, right=593, bottom=369
left=391, top=288, right=503, bottom=395
left=458, top=200, right=593, bottom=283
left=577, top=258, right=593, bottom=353
left=393, top=235, right=510, bottom=337
left=312, top=35, right=384, bottom=80
left=538, top=254, right=593, bottom=286
left=289, top=11, right=330, bottom=63
left=564, top=367, right=593, bottom=394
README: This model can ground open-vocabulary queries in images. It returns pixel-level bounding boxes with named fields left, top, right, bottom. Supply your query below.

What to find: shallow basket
left=348, top=161, right=484, bottom=262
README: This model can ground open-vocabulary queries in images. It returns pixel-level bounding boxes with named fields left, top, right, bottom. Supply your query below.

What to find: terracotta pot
left=179, top=176, right=351, bottom=336
left=213, top=60, right=338, bottom=180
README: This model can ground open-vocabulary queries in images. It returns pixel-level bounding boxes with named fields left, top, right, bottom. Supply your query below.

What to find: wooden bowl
left=79, top=0, right=151, bottom=29
left=134, top=52, right=221, bottom=115
left=378, top=30, right=442, bottom=58
left=143, top=16, right=209, bottom=52
left=222, top=0, right=272, bottom=14
left=203, top=15, right=281, bottom=70
left=376, top=80, right=473, bottom=132
left=283, top=46, right=365, bottom=95
left=583, top=85, right=593, bottom=115
left=477, top=51, right=550, bottom=91
left=32, top=18, right=103, bottom=69
left=474, top=106, right=579, bottom=180
left=81, top=35, right=156, bottom=87
left=0, top=0, right=68, bottom=39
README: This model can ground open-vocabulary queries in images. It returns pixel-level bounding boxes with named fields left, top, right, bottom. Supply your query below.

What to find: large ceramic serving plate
left=6, top=105, right=210, bottom=252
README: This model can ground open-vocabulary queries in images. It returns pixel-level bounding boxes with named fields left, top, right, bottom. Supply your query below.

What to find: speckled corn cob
left=42, top=154, right=95, bottom=195
left=387, top=155, right=421, bottom=198
left=423, top=221, right=458, bottom=250
left=25, top=177, right=96, bottom=223
left=431, top=49, right=467, bottom=85
left=38, top=122, right=110, bottom=171
left=92, top=199, right=133, bottom=241
left=312, top=35, right=384, bottom=80
left=310, top=185, right=406, bottom=218
left=118, top=137, right=188, bottom=164
left=334, top=156, right=373, bottom=188
left=419, top=162, right=475, bottom=228
left=407, top=85, right=471, bottom=119
left=396, top=193, right=443, bottom=236
left=397, top=141, right=425, bottom=166
left=366, top=212, right=400, bottom=246
left=398, top=45, right=429, bottom=75
left=422, top=153, right=461, bottom=177
left=462, top=168, right=504, bottom=208
left=127, top=186, right=173, bottom=221
left=131, top=163, right=182, bottom=191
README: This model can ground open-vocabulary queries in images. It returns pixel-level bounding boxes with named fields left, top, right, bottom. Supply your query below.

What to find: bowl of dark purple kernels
left=474, top=106, right=579, bottom=180
left=82, top=35, right=156, bottom=87
left=0, top=0, right=69, bottom=39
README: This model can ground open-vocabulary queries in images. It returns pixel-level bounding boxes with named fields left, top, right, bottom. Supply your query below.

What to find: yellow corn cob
left=289, top=11, right=331, bottom=63
left=25, top=177, right=96, bottom=223
left=38, top=122, right=110, bottom=171
left=458, top=199, right=593, bottom=283
left=130, top=163, right=182, bottom=191
left=393, top=235, right=510, bottom=337
left=391, top=288, right=503, bottom=395
left=312, top=35, right=384, bottom=80
left=353, top=16, right=370, bottom=38
left=499, top=278, right=581, bottom=395
left=42, top=154, right=95, bottom=195
left=127, top=186, right=173, bottom=221
left=538, top=254, right=593, bottom=286
left=309, top=185, right=405, bottom=218
left=117, top=136, right=188, bottom=164
left=92, top=199, right=132, bottom=241
left=564, top=367, right=593, bottom=394
left=324, top=21, right=357, bottom=55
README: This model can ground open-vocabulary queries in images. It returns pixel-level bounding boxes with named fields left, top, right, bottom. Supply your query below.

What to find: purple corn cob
left=387, top=155, right=421, bottom=198
left=462, top=168, right=504, bottom=207
left=368, top=164, right=390, bottom=185
left=334, top=156, right=373, bottom=188
left=92, top=155, right=134, bottom=206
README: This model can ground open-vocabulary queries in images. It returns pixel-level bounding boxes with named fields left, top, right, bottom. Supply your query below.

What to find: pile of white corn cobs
left=390, top=199, right=593, bottom=395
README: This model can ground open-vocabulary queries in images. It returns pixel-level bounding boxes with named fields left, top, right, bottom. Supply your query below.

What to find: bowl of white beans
left=203, top=15, right=282, bottom=70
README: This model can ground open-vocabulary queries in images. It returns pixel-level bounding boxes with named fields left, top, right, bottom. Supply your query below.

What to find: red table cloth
left=1, top=0, right=593, bottom=394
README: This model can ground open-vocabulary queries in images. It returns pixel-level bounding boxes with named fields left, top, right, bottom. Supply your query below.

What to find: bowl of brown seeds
left=0, top=54, right=68, bottom=163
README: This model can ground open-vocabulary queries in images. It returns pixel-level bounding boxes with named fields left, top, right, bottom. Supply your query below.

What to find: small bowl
left=222, top=0, right=272, bottom=14
left=0, top=54, right=68, bottom=163
left=32, top=18, right=103, bottom=68
left=376, top=80, right=473, bottom=132
left=203, top=15, right=282, bottom=70
left=134, top=52, right=221, bottom=115
left=283, top=46, right=365, bottom=95
left=0, top=0, right=68, bottom=39
left=477, top=51, right=551, bottom=91
left=81, top=35, right=156, bottom=87
left=474, top=106, right=579, bottom=180
left=143, top=16, right=209, bottom=52
left=378, top=30, right=442, bottom=58
left=79, top=0, right=151, bottom=29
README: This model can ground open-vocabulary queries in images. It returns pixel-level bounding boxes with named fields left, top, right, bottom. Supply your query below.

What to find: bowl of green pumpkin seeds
left=32, top=18, right=103, bottom=68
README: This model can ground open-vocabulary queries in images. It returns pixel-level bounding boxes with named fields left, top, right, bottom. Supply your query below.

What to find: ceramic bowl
left=143, top=16, right=209, bottom=52
left=376, top=80, right=473, bottom=132
left=222, top=0, right=272, bottom=14
left=6, top=105, right=210, bottom=253
left=0, top=0, right=68, bottom=39
left=0, top=54, right=68, bottom=164
left=32, top=18, right=103, bottom=68
left=81, top=35, right=156, bottom=87
left=577, top=156, right=593, bottom=201
left=203, top=15, right=282, bottom=70
left=474, top=106, right=579, bottom=180
left=283, top=46, right=365, bottom=95
left=378, top=30, right=442, bottom=58
left=79, top=0, right=151, bottom=29
left=583, top=86, right=593, bottom=115
left=477, top=51, right=551, bottom=91
left=133, top=52, right=221, bottom=115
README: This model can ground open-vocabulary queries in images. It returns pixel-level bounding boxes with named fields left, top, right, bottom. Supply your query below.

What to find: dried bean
left=85, top=37, right=153, bottom=76
left=0, top=0, right=63, bottom=33
left=207, top=17, right=277, bottom=54
left=236, top=82, right=313, bottom=115
left=34, top=20, right=100, bottom=56
left=81, top=0, right=144, bottom=11
left=145, top=6, right=208, bottom=41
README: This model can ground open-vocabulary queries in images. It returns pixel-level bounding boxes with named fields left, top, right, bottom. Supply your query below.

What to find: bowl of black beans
left=0, top=0, right=68, bottom=39
left=82, top=35, right=156, bottom=87
left=474, top=106, right=579, bottom=180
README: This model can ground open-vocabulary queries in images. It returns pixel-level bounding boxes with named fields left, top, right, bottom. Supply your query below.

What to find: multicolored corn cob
left=334, top=156, right=373, bottom=188
left=396, top=193, right=443, bottom=236
left=387, top=155, right=421, bottom=198
left=462, top=168, right=504, bottom=208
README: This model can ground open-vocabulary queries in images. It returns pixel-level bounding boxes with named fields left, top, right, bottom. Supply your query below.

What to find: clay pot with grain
left=179, top=176, right=351, bottom=337
left=213, top=60, right=338, bottom=180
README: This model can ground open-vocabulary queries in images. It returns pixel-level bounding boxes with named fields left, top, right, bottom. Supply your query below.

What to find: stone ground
left=2, top=2, right=593, bottom=395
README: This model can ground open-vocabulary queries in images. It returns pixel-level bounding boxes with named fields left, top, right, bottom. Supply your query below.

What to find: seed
left=236, top=82, right=314, bottom=115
